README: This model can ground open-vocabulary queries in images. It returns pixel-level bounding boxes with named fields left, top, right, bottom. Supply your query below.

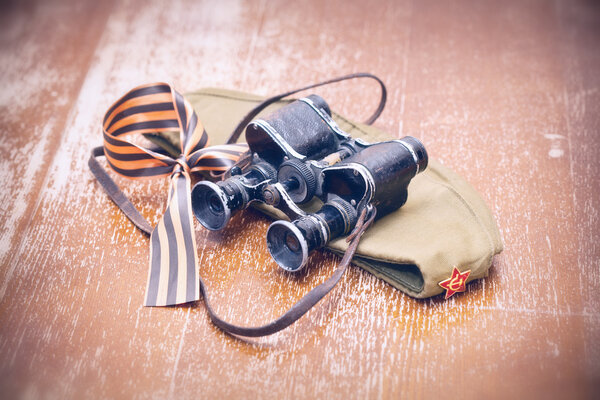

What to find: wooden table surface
left=1, top=0, right=598, bottom=399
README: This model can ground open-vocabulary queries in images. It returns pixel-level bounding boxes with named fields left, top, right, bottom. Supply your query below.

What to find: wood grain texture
left=0, top=0, right=598, bottom=399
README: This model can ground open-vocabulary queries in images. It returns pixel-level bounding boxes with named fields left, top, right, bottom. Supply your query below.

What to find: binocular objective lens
left=208, top=194, right=223, bottom=213
left=285, top=232, right=301, bottom=253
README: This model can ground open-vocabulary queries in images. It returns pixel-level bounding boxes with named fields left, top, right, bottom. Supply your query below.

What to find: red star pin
left=438, top=267, right=471, bottom=299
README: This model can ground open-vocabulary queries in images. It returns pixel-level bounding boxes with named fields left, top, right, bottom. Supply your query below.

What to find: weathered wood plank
left=0, top=0, right=598, bottom=398
left=555, top=0, right=600, bottom=386
left=0, top=0, right=115, bottom=285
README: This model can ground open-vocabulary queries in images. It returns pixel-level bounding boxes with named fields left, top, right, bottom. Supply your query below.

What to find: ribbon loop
left=101, top=83, right=248, bottom=306
left=175, top=156, right=191, bottom=175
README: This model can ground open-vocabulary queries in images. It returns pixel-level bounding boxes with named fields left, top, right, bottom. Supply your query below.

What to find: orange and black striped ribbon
left=102, top=83, right=247, bottom=306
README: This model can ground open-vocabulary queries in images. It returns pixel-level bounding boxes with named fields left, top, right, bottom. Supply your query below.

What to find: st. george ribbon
left=99, top=83, right=248, bottom=306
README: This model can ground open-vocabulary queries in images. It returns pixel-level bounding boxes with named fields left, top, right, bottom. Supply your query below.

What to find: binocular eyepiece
left=267, top=198, right=357, bottom=271
left=191, top=162, right=276, bottom=230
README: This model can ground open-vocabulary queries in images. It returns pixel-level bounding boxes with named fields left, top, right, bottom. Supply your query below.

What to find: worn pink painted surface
left=0, top=0, right=598, bottom=398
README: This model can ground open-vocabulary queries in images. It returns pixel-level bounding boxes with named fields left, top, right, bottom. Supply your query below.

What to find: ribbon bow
left=101, top=83, right=247, bottom=306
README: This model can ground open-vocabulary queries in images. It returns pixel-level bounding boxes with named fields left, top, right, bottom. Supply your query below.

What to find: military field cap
left=181, top=88, right=503, bottom=299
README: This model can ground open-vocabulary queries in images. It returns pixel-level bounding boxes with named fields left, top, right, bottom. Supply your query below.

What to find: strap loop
left=226, top=72, right=387, bottom=145
left=202, top=207, right=376, bottom=337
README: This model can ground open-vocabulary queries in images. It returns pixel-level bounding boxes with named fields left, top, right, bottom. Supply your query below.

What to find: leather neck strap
left=202, top=208, right=375, bottom=337
left=89, top=73, right=385, bottom=337
left=226, top=72, right=386, bottom=145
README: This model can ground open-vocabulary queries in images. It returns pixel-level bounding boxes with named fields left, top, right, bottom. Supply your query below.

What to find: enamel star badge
left=438, top=267, right=471, bottom=299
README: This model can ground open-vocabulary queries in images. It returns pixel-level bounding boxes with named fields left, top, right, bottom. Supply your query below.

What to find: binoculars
left=191, top=95, right=428, bottom=271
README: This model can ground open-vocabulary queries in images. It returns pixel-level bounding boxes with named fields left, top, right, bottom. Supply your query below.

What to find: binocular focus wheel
left=277, top=159, right=317, bottom=204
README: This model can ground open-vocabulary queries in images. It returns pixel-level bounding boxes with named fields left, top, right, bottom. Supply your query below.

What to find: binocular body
left=191, top=95, right=428, bottom=271
left=192, top=95, right=366, bottom=230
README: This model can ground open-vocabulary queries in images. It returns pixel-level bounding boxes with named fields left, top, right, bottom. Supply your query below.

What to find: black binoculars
left=191, top=95, right=427, bottom=271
